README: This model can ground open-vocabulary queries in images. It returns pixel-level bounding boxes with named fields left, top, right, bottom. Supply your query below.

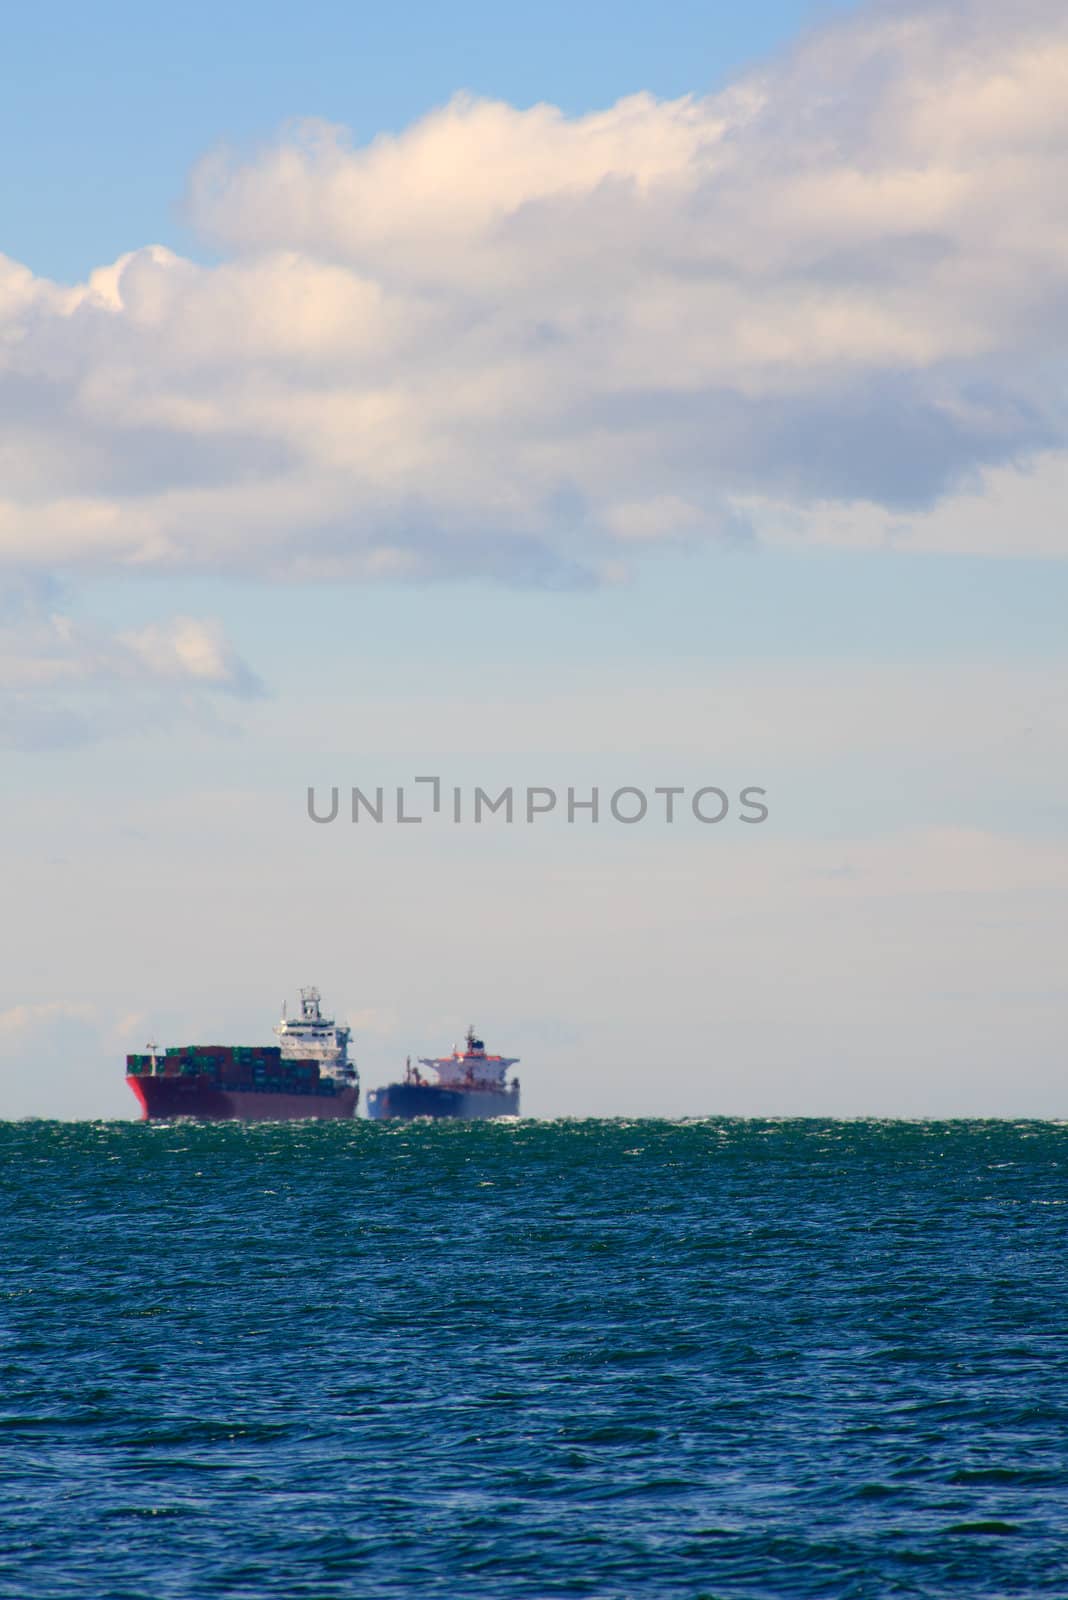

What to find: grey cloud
left=0, top=0, right=1066, bottom=589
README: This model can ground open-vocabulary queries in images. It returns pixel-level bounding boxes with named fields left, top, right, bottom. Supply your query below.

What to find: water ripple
left=0, top=1117, right=1064, bottom=1598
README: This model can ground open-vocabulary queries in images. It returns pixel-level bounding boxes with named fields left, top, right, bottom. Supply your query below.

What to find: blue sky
left=4, top=0, right=851, bottom=279
left=1, top=0, right=1066, bottom=1118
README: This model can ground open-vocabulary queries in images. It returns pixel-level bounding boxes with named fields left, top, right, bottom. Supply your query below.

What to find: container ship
left=126, top=987, right=358, bottom=1121
left=366, top=1027, right=519, bottom=1120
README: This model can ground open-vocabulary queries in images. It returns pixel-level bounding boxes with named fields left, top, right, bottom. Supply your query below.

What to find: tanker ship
left=366, top=1027, right=519, bottom=1120
left=126, top=987, right=358, bottom=1121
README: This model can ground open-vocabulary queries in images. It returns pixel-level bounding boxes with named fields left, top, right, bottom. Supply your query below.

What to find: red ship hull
left=127, top=1075, right=358, bottom=1122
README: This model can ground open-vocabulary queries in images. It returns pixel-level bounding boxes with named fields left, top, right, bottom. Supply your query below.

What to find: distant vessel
left=366, top=1027, right=520, bottom=1120
left=126, top=988, right=359, bottom=1121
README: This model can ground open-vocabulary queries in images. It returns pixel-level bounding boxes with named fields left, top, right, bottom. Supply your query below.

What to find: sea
left=0, top=1118, right=1065, bottom=1599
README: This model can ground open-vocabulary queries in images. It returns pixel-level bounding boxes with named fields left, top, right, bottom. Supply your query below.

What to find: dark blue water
left=0, top=1119, right=1065, bottom=1599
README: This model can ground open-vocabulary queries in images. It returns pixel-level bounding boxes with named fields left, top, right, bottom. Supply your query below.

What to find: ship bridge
left=274, top=986, right=356, bottom=1083
left=417, top=1025, right=519, bottom=1088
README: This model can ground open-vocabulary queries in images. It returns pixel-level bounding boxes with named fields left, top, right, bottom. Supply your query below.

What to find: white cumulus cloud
left=0, top=0, right=1066, bottom=587
left=0, top=580, right=263, bottom=748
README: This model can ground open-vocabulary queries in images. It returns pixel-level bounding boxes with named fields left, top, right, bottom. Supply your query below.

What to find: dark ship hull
left=365, top=1082, right=519, bottom=1121
left=128, top=1074, right=358, bottom=1122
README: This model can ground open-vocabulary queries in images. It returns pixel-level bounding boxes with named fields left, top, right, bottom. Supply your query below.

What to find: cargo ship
left=126, top=987, right=358, bottom=1121
left=366, top=1027, right=519, bottom=1120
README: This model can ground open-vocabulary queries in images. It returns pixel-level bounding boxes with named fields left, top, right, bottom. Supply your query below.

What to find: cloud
left=740, top=449, right=1068, bottom=557
left=120, top=616, right=263, bottom=694
left=0, top=582, right=264, bottom=749
left=0, top=1001, right=94, bottom=1037
left=346, top=1007, right=399, bottom=1038
left=1, top=0, right=1067, bottom=585
left=0, top=1000, right=147, bottom=1117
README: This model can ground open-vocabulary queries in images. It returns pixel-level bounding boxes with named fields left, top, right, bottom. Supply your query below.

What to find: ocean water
left=0, top=1119, right=1065, bottom=1600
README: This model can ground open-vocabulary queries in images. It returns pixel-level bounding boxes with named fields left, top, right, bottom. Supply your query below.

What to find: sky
left=1, top=0, right=1066, bottom=1118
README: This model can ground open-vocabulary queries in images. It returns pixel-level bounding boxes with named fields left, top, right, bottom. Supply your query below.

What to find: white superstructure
left=274, top=987, right=357, bottom=1087
left=417, top=1026, right=519, bottom=1089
